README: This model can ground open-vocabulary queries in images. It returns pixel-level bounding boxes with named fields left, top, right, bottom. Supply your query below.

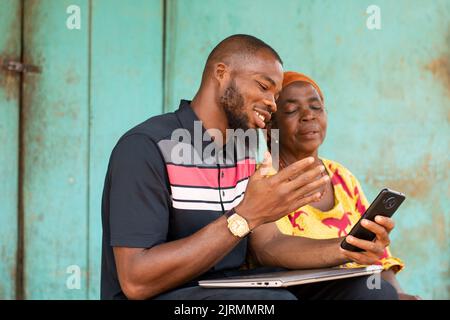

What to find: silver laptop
left=199, top=265, right=383, bottom=288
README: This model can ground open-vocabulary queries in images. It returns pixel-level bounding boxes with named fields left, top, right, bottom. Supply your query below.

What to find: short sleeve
left=108, top=134, right=171, bottom=248
left=380, top=246, right=405, bottom=273
left=351, top=174, right=370, bottom=216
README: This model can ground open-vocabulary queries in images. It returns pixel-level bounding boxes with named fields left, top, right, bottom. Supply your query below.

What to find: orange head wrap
left=282, top=71, right=324, bottom=102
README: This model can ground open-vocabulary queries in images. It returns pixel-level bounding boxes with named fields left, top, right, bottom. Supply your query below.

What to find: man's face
left=219, top=51, right=283, bottom=130
left=274, top=82, right=327, bottom=155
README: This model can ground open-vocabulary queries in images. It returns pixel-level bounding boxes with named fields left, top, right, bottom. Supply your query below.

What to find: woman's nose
left=302, top=112, right=314, bottom=121
left=301, top=108, right=315, bottom=121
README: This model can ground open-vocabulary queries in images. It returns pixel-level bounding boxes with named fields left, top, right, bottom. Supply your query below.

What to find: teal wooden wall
left=0, top=0, right=448, bottom=299
left=0, top=0, right=21, bottom=300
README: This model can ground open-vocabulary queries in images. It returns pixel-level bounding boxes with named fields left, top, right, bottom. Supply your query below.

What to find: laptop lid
left=198, top=265, right=383, bottom=288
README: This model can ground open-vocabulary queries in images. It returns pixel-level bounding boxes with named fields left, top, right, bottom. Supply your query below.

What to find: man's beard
left=219, top=80, right=250, bottom=130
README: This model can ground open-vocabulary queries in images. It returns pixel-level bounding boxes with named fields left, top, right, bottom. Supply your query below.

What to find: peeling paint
left=0, top=3, right=21, bottom=101
left=365, top=154, right=447, bottom=200
left=65, top=69, right=80, bottom=85
left=425, top=54, right=450, bottom=97
left=0, top=65, right=20, bottom=101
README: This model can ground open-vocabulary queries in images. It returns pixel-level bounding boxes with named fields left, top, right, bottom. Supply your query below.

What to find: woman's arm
left=249, top=219, right=395, bottom=269
left=381, top=269, right=403, bottom=292
left=381, top=269, right=422, bottom=300
left=249, top=222, right=348, bottom=269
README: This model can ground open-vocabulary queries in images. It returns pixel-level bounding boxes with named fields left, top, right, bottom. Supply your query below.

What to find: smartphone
left=340, top=188, right=405, bottom=252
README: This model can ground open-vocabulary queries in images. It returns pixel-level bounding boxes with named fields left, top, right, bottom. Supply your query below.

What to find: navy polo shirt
left=100, top=100, right=257, bottom=299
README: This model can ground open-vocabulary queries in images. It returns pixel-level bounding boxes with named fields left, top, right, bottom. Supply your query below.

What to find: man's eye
left=311, top=105, right=323, bottom=111
left=285, top=109, right=297, bottom=114
left=258, top=82, right=268, bottom=91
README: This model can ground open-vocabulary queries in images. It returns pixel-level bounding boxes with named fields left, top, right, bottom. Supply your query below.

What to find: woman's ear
left=266, top=120, right=273, bottom=140
left=265, top=119, right=277, bottom=151
left=267, top=116, right=278, bottom=132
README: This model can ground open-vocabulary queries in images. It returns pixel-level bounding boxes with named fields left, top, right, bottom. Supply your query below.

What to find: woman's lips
left=298, top=130, right=320, bottom=138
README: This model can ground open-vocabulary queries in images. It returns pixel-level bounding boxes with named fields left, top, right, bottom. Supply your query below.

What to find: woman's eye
left=311, top=105, right=323, bottom=111
left=284, top=109, right=297, bottom=114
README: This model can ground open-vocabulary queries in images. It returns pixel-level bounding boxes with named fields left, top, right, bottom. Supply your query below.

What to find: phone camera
left=383, top=197, right=396, bottom=210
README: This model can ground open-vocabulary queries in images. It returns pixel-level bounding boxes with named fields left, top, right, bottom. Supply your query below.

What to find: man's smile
left=252, top=107, right=272, bottom=128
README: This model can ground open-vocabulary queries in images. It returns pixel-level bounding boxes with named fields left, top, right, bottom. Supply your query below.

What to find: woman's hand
left=339, top=215, right=394, bottom=265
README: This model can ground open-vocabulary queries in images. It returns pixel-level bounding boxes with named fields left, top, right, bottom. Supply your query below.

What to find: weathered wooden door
left=0, top=0, right=163, bottom=299
left=0, top=0, right=21, bottom=301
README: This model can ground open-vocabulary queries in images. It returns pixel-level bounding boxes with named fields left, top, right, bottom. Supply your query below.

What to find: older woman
left=268, top=71, right=420, bottom=300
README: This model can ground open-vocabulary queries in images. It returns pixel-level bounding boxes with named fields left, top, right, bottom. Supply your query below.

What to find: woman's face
left=273, top=81, right=327, bottom=156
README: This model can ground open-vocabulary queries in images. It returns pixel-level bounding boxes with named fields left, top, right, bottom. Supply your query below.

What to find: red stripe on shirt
left=166, top=158, right=256, bottom=188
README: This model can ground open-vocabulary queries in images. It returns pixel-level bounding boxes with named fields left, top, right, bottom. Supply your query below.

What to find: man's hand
left=236, top=152, right=328, bottom=230
left=339, top=215, right=394, bottom=265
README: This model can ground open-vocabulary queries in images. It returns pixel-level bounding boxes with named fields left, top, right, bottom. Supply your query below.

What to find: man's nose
left=262, top=97, right=277, bottom=113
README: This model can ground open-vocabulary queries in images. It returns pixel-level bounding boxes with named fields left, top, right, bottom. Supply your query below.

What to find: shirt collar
left=174, top=100, right=245, bottom=164
left=175, top=100, right=198, bottom=135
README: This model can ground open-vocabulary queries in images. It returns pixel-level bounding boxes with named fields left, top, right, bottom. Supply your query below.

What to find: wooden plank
left=23, top=0, right=89, bottom=299
left=0, top=0, right=21, bottom=300
left=88, top=0, right=163, bottom=299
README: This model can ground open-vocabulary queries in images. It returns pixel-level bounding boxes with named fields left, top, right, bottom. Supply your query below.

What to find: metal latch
left=2, top=58, right=41, bottom=74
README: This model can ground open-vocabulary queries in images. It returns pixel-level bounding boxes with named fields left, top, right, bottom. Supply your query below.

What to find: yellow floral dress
left=275, top=158, right=404, bottom=273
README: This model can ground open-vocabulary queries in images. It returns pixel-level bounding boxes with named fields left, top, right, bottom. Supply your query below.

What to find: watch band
left=225, top=207, right=252, bottom=236
left=224, top=207, right=236, bottom=218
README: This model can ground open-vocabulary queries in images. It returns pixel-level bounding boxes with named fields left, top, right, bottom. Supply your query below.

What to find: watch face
left=229, top=216, right=249, bottom=236
left=232, top=220, right=245, bottom=232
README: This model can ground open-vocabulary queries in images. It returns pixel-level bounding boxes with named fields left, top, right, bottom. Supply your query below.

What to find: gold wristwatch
left=225, top=208, right=250, bottom=238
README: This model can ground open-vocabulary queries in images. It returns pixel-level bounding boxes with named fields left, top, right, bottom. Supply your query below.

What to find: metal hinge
left=2, top=58, right=41, bottom=74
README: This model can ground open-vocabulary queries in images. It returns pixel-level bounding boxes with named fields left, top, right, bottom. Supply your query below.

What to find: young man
left=101, top=34, right=398, bottom=300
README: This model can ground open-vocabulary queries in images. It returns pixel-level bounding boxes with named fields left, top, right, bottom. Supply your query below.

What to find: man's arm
left=109, top=135, right=242, bottom=299
left=114, top=215, right=240, bottom=300
left=114, top=153, right=328, bottom=299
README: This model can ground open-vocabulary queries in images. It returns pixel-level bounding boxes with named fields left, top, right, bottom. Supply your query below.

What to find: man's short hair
left=206, top=34, right=283, bottom=67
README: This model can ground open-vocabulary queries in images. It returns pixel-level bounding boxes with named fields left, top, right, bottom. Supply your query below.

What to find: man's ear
left=213, top=62, right=230, bottom=87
